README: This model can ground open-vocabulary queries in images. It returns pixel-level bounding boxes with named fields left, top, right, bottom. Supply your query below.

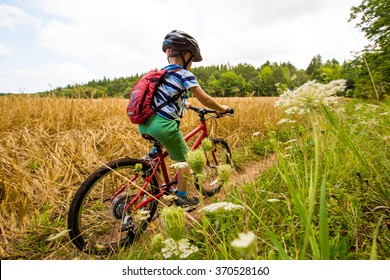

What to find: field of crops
left=0, top=93, right=388, bottom=260
left=0, top=95, right=280, bottom=258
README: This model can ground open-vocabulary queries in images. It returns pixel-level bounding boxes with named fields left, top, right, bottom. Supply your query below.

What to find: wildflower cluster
left=200, top=202, right=246, bottom=249
left=199, top=202, right=244, bottom=213
left=231, top=231, right=257, bottom=257
left=217, top=164, right=232, bottom=184
left=133, top=209, right=150, bottom=221
left=186, top=149, right=206, bottom=174
left=274, top=79, right=346, bottom=115
left=160, top=206, right=185, bottom=241
left=154, top=206, right=199, bottom=259
left=134, top=163, right=143, bottom=173
left=202, top=138, right=214, bottom=153
left=161, top=238, right=199, bottom=259
left=170, top=162, right=189, bottom=169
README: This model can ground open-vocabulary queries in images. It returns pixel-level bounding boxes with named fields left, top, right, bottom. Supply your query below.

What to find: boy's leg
left=175, top=165, right=199, bottom=207
left=177, top=165, right=190, bottom=193
left=138, top=115, right=199, bottom=207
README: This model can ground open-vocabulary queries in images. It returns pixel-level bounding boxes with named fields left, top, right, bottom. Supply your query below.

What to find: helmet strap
left=181, top=52, right=195, bottom=69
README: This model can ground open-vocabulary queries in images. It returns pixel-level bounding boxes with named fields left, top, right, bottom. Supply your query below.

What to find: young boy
left=138, top=30, right=230, bottom=207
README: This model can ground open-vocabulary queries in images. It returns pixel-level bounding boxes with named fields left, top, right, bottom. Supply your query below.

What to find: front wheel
left=195, top=138, right=233, bottom=196
left=67, top=157, right=159, bottom=254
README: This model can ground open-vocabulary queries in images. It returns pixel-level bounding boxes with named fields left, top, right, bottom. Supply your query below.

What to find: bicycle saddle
left=142, top=134, right=160, bottom=144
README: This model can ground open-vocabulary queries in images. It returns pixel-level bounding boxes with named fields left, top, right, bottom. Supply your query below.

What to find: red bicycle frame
left=116, top=116, right=210, bottom=212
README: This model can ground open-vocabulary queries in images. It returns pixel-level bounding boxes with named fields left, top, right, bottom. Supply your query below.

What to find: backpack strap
left=152, top=64, right=187, bottom=112
left=153, top=89, right=186, bottom=111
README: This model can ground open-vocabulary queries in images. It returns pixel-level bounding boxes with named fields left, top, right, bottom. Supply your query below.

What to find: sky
left=0, top=0, right=368, bottom=93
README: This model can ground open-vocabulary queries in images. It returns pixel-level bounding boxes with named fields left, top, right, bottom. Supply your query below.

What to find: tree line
left=39, top=0, right=388, bottom=100
left=39, top=54, right=385, bottom=100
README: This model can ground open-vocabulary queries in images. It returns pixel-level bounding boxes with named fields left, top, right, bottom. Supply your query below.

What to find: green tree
left=319, top=59, right=342, bottom=83
left=350, top=0, right=390, bottom=99
left=218, top=71, right=246, bottom=97
left=258, top=64, right=275, bottom=96
left=306, top=55, right=323, bottom=80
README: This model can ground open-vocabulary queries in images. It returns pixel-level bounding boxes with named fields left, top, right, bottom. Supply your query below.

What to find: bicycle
left=67, top=105, right=234, bottom=253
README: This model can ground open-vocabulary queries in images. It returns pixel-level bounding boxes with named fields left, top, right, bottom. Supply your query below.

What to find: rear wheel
left=68, top=158, right=159, bottom=254
left=195, top=138, right=232, bottom=196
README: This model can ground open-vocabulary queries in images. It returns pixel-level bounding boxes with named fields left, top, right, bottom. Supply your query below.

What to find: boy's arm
left=189, top=86, right=229, bottom=113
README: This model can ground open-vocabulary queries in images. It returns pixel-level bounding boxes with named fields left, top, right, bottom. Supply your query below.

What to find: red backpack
left=127, top=67, right=184, bottom=124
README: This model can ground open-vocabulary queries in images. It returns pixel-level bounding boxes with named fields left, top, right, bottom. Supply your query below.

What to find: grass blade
left=319, top=164, right=330, bottom=260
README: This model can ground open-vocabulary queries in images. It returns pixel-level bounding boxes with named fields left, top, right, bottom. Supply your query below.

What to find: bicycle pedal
left=121, top=215, right=134, bottom=232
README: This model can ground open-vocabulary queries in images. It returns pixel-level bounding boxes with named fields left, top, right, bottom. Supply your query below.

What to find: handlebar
left=188, top=105, right=234, bottom=118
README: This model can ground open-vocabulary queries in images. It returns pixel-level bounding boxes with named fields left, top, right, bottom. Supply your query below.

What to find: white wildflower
left=199, top=202, right=244, bottom=213
left=161, top=238, right=199, bottom=259
left=336, top=107, right=346, bottom=114
left=276, top=118, right=290, bottom=125
left=134, top=209, right=150, bottom=221
left=266, top=198, right=281, bottom=203
left=285, top=106, right=299, bottom=115
left=367, top=104, right=380, bottom=109
left=355, top=103, right=364, bottom=111
left=286, top=139, right=298, bottom=143
left=162, top=194, right=176, bottom=202
left=231, top=231, right=256, bottom=252
left=170, top=162, right=189, bottom=169
left=177, top=238, right=199, bottom=259
left=161, top=238, right=177, bottom=259
left=46, top=229, right=71, bottom=241
left=274, top=79, right=346, bottom=115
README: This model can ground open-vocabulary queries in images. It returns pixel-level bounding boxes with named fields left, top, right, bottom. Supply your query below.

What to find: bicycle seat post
left=151, top=142, right=162, bottom=157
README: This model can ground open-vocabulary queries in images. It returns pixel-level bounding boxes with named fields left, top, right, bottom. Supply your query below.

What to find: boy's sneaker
left=174, top=196, right=200, bottom=211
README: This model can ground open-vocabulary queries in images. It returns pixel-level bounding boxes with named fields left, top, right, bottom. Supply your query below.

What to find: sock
left=176, top=190, right=188, bottom=198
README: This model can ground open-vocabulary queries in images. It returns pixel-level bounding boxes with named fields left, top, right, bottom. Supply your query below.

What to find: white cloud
left=33, top=0, right=366, bottom=68
left=0, top=43, right=13, bottom=57
left=1, top=0, right=368, bottom=93
left=0, top=3, right=41, bottom=29
left=0, top=62, right=94, bottom=93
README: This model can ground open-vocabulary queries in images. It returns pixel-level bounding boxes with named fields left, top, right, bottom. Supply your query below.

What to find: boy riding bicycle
left=138, top=30, right=230, bottom=207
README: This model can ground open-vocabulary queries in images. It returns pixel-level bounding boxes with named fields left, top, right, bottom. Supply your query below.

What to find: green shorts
left=138, top=114, right=189, bottom=162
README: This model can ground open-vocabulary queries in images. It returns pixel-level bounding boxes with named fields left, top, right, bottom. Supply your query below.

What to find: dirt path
left=229, top=153, right=277, bottom=186
left=141, top=154, right=279, bottom=245
left=189, top=153, right=278, bottom=218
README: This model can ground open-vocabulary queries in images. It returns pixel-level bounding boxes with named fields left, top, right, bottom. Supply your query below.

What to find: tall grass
left=133, top=96, right=389, bottom=260
left=1, top=93, right=388, bottom=260
left=0, top=95, right=279, bottom=259
left=234, top=93, right=389, bottom=259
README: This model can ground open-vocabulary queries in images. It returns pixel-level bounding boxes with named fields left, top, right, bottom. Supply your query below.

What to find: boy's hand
left=185, top=102, right=192, bottom=110
left=219, top=105, right=230, bottom=113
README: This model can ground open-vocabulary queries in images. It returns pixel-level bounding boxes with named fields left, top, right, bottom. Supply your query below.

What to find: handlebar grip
left=226, top=108, right=234, bottom=115
left=188, top=105, right=200, bottom=112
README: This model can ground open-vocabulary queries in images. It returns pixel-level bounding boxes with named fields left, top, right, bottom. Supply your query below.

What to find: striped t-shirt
left=153, top=64, right=199, bottom=120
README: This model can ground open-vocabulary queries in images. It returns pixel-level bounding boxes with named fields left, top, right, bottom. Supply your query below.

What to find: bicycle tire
left=68, top=157, right=159, bottom=254
left=195, top=138, right=232, bottom=196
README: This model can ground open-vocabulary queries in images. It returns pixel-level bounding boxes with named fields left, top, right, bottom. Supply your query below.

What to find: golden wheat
left=0, top=95, right=280, bottom=256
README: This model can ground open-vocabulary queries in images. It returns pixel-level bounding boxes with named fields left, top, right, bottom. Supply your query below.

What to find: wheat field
left=0, top=95, right=280, bottom=258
